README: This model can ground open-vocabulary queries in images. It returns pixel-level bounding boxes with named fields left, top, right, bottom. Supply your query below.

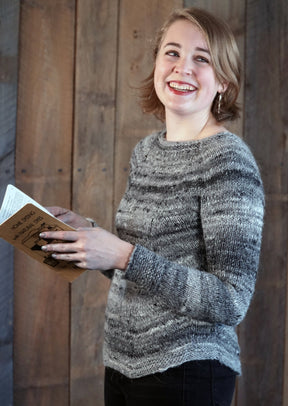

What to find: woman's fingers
left=49, top=252, right=88, bottom=269
left=40, top=227, right=134, bottom=271
left=42, top=242, right=77, bottom=253
left=39, top=230, right=78, bottom=241
left=51, top=252, right=81, bottom=261
left=40, top=230, right=80, bottom=255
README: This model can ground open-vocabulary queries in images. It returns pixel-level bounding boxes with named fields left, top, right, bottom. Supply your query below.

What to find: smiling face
left=154, top=19, right=226, bottom=121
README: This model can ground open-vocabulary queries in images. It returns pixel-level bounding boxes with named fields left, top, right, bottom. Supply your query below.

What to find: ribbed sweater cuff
left=124, top=244, right=163, bottom=292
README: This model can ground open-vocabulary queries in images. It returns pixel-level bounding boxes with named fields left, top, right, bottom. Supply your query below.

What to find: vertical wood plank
left=13, top=266, right=71, bottom=405
left=71, top=1, right=118, bottom=403
left=281, top=0, right=288, bottom=401
left=239, top=1, right=287, bottom=405
left=243, top=1, right=286, bottom=195
left=73, top=0, right=118, bottom=231
left=16, top=0, right=75, bottom=203
left=0, top=1, right=20, bottom=405
left=14, top=0, right=76, bottom=404
left=114, top=0, right=181, bottom=212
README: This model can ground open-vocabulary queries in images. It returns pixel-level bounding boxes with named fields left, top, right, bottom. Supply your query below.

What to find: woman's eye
left=196, top=55, right=209, bottom=63
left=166, top=50, right=179, bottom=57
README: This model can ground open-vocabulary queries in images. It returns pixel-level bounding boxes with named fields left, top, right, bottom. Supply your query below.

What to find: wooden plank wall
left=70, top=1, right=118, bottom=403
left=0, top=0, right=285, bottom=405
left=0, top=1, right=19, bottom=405
left=239, top=1, right=288, bottom=405
left=14, top=0, right=75, bottom=404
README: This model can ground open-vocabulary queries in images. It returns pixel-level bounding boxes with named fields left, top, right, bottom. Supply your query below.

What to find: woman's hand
left=40, top=227, right=134, bottom=271
left=46, top=206, right=92, bottom=229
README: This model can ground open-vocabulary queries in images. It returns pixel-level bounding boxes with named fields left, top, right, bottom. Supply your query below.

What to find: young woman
left=40, top=8, right=264, bottom=406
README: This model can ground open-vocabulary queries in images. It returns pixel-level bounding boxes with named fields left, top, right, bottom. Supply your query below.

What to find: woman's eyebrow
left=164, top=43, right=210, bottom=55
left=164, top=42, right=181, bottom=48
left=196, top=46, right=210, bottom=54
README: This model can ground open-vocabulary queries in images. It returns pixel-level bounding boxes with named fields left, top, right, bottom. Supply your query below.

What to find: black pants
left=104, top=360, right=236, bottom=406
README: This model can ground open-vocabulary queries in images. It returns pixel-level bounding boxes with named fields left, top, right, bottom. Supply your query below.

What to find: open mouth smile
left=168, top=81, right=196, bottom=93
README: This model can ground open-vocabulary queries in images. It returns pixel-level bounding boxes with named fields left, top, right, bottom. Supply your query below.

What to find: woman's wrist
left=119, top=242, right=135, bottom=271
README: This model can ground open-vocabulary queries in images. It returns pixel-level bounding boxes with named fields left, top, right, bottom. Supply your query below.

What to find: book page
left=0, top=184, right=51, bottom=224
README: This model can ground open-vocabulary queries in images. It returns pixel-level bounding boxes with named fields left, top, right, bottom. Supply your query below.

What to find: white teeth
left=169, top=82, right=195, bottom=91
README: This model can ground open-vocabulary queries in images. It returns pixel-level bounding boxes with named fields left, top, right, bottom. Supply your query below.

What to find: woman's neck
left=165, top=111, right=227, bottom=142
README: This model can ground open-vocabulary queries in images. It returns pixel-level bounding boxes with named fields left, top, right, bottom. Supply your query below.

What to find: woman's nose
left=173, top=58, right=193, bottom=75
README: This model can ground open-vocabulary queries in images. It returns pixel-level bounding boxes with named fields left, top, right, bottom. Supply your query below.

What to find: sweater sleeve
left=123, top=143, right=264, bottom=326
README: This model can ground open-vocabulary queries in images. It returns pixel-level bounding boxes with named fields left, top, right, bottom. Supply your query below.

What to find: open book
left=0, top=184, right=85, bottom=281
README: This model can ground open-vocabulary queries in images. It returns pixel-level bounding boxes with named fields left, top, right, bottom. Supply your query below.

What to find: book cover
left=0, top=185, right=85, bottom=281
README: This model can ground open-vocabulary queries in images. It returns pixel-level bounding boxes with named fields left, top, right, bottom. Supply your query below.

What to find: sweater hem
left=103, top=344, right=241, bottom=379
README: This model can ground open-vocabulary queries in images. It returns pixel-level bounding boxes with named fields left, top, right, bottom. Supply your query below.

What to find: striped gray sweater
left=103, top=130, right=264, bottom=378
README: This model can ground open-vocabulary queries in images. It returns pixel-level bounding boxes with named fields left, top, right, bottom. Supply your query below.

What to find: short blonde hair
left=139, top=8, right=241, bottom=122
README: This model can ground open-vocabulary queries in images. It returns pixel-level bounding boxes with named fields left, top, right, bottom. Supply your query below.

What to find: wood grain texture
left=15, top=0, right=75, bottom=204
left=14, top=0, right=76, bottom=404
left=0, top=1, right=20, bottom=405
left=239, top=1, right=287, bottom=405
left=73, top=0, right=118, bottom=231
left=281, top=0, right=288, bottom=401
left=243, top=1, right=285, bottom=195
left=114, top=0, right=181, bottom=213
left=13, top=258, right=71, bottom=405
left=70, top=1, right=118, bottom=404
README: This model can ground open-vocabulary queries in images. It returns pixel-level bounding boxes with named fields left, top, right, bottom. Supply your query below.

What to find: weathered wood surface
left=14, top=0, right=75, bottom=404
left=280, top=0, right=288, bottom=403
left=0, top=1, right=20, bottom=405
left=13, top=263, right=71, bottom=405
left=15, top=0, right=75, bottom=203
left=239, top=1, right=288, bottom=405
left=71, top=0, right=118, bottom=404
left=73, top=0, right=118, bottom=231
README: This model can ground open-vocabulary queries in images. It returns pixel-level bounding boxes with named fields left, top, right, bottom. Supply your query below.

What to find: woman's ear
left=218, top=81, right=229, bottom=94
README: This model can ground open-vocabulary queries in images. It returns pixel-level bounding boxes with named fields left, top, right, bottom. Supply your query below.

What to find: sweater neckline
left=156, top=129, right=233, bottom=149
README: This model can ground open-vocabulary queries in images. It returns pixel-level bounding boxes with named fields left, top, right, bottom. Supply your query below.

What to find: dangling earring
left=217, top=93, right=223, bottom=115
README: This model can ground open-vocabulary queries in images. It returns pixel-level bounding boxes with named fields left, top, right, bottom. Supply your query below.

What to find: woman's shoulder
left=205, top=131, right=252, bottom=154
left=203, top=131, right=260, bottom=172
left=202, top=132, right=264, bottom=197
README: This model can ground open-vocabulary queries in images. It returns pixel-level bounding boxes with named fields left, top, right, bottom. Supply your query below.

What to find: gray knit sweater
left=103, top=130, right=264, bottom=378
